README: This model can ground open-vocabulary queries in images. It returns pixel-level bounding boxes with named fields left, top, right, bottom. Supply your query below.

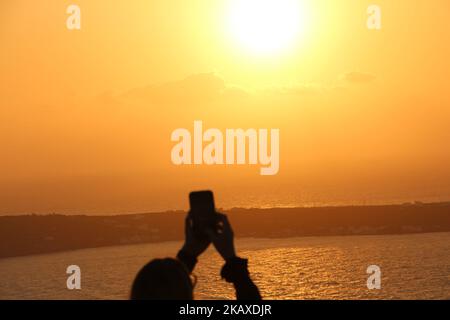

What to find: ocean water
left=0, top=233, right=449, bottom=300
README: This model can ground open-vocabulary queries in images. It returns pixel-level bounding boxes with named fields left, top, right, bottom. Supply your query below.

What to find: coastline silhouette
left=1, top=202, right=449, bottom=259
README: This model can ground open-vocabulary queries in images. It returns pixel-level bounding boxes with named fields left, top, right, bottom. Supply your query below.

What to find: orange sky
left=0, top=0, right=449, bottom=214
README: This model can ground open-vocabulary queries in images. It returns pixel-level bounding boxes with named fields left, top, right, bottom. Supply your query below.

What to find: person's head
left=131, top=258, right=194, bottom=300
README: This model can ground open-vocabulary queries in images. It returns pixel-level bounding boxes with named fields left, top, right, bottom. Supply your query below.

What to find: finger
left=185, top=216, right=193, bottom=234
left=214, top=214, right=226, bottom=233
left=220, top=214, right=233, bottom=232
left=216, top=213, right=227, bottom=225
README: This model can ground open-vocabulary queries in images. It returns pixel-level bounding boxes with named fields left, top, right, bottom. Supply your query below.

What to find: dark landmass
left=0, top=202, right=449, bottom=259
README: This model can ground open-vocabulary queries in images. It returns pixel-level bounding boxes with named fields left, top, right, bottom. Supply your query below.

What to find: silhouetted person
left=131, top=213, right=261, bottom=300
left=130, top=258, right=193, bottom=300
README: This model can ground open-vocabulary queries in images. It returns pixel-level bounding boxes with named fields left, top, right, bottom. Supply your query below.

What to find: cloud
left=114, top=71, right=373, bottom=109
left=263, top=83, right=324, bottom=96
left=121, top=73, right=247, bottom=105
left=341, top=72, right=376, bottom=84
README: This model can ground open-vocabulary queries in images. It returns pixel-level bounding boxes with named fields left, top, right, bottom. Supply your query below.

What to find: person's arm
left=176, top=248, right=198, bottom=273
left=221, top=256, right=261, bottom=300
left=208, top=214, right=262, bottom=300
left=177, top=215, right=210, bottom=273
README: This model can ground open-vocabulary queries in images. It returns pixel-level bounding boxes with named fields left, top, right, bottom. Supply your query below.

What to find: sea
left=0, top=232, right=449, bottom=300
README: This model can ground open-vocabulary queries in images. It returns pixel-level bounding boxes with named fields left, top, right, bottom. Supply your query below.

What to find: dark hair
left=131, top=258, right=193, bottom=300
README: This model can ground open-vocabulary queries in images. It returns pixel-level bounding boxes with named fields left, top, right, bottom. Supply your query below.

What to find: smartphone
left=189, top=190, right=218, bottom=239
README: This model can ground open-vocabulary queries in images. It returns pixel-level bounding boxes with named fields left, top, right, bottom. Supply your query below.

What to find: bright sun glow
left=226, top=0, right=308, bottom=56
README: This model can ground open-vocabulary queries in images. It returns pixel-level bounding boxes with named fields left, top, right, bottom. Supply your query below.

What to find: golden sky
left=0, top=0, right=449, bottom=214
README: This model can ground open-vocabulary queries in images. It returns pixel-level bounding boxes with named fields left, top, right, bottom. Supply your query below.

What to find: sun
left=226, top=0, right=308, bottom=56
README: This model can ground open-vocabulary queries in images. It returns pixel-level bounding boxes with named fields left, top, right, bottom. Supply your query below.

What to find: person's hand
left=207, top=213, right=236, bottom=261
left=180, top=215, right=210, bottom=258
